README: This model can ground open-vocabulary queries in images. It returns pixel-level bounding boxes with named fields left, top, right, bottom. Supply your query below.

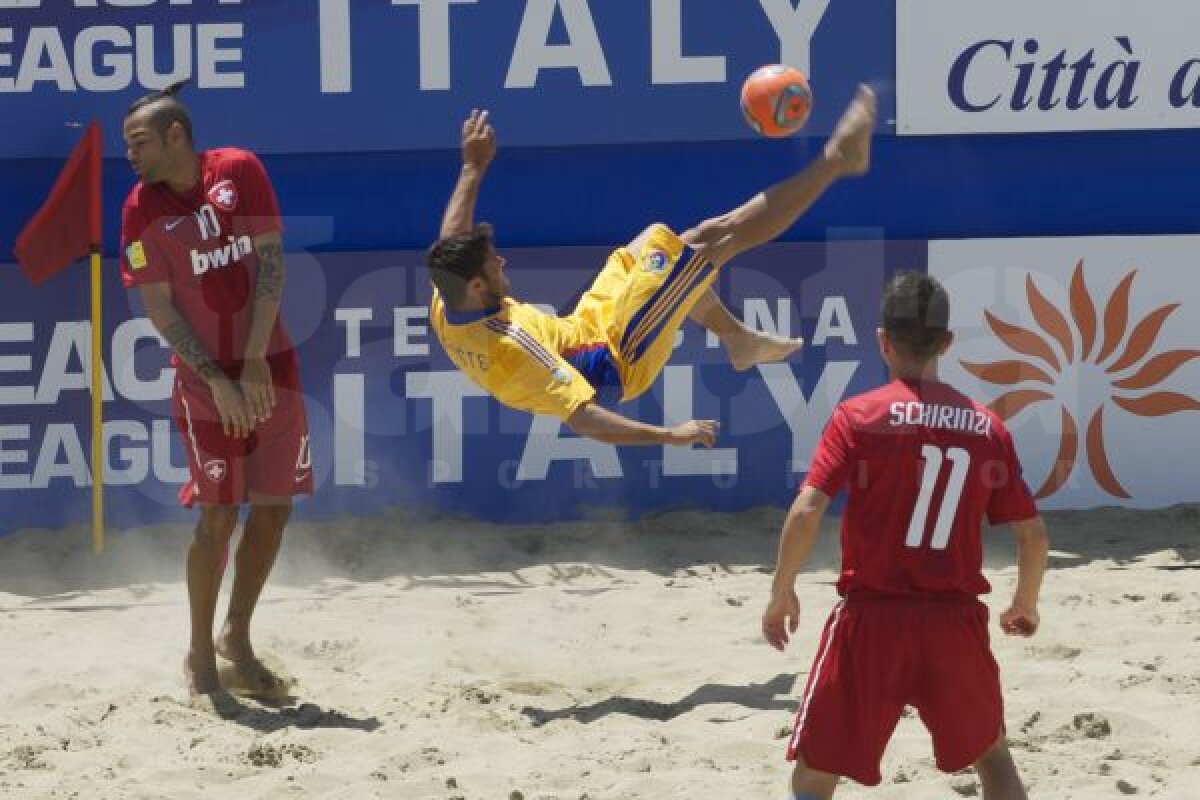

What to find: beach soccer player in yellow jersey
left=429, top=86, right=876, bottom=448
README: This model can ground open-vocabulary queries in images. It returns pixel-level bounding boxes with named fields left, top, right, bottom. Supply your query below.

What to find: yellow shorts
left=567, top=224, right=718, bottom=402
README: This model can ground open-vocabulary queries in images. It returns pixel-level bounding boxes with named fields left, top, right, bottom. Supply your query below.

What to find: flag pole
left=88, top=122, right=104, bottom=557
left=91, top=245, right=104, bottom=555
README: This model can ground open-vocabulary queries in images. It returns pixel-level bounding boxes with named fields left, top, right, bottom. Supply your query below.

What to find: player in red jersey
left=119, top=83, right=311, bottom=711
left=762, top=272, right=1049, bottom=799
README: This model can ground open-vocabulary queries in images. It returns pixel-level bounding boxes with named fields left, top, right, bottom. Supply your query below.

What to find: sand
left=1, top=504, right=1198, bottom=799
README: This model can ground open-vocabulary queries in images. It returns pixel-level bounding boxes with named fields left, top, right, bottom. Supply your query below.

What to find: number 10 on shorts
left=905, top=445, right=970, bottom=551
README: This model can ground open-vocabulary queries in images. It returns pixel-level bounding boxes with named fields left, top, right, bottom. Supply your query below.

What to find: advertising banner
left=931, top=235, right=1200, bottom=509
left=897, top=0, right=1200, bottom=135
left=0, top=236, right=912, bottom=535
left=0, top=0, right=893, bottom=158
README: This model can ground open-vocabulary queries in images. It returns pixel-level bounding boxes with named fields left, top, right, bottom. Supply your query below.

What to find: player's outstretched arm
left=684, top=85, right=876, bottom=269
left=565, top=402, right=718, bottom=448
left=439, top=109, right=496, bottom=239
left=999, top=516, right=1049, bottom=636
left=763, top=485, right=831, bottom=651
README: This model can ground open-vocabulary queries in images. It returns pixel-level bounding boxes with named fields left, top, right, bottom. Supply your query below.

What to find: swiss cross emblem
left=208, top=179, right=238, bottom=212
left=202, top=459, right=227, bottom=483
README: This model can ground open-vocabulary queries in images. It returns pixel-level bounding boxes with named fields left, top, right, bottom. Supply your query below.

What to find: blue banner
left=0, top=238, right=919, bottom=534
left=0, top=0, right=894, bottom=158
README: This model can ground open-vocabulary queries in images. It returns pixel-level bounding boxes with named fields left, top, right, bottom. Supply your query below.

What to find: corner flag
left=13, top=122, right=107, bottom=554
left=14, top=122, right=103, bottom=284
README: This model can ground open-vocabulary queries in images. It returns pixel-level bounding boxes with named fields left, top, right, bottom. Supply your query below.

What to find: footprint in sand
left=301, top=638, right=358, bottom=659
left=243, top=742, right=316, bottom=768
left=1069, top=712, right=1112, bottom=740
left=459, top=685, right=502, bottom=705
left=1027, top=644, right=1082, bottom=661
left=4, top=744, right=50, bottom=771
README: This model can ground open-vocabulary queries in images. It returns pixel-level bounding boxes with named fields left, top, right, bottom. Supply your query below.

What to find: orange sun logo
left=962, top=261, right=1200, bottom=499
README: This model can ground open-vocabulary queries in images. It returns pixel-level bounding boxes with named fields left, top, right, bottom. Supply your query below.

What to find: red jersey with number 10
left=805, top=378, right=1037, bottom=598
left=119, top=148, right=296, bottom=384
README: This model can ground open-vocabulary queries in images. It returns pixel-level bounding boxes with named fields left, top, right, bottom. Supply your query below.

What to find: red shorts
left=786, top=594, right=1003, bottom=786
left=172, top=369, right=313, bottom=507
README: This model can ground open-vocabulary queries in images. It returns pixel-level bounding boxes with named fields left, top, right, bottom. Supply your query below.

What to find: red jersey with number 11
left=805, top=378, right=1037, bottom=598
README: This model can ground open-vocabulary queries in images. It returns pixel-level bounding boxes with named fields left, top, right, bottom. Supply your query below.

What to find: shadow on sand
left=521, top=672, right=799, bottom=726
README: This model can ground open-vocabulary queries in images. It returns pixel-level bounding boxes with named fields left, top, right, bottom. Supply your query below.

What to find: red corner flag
left=13, top=122, right=103, bottom=286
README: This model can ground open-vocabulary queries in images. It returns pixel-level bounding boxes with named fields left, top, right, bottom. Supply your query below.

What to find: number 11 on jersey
left=905, top=445, right=970, bottom=551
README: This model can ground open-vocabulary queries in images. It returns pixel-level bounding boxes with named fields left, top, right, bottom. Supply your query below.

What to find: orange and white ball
left=740, top=65, right=813, bottom=138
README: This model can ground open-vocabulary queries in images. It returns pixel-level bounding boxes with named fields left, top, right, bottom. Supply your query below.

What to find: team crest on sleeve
left=125, top=240, right=147, bottom=270
left=207, top=179, right=238, bottom=212
left=644, top=250, right=669, bottom=273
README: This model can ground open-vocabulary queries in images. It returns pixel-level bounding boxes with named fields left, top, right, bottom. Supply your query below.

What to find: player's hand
left=462, top=109, right=496, bottom=171
left=239, top=357, right=276, bottom=425
left=825, top=84, right=876, bottom=177
left=762, top=589, right=801, bottom=651
left=999, top=602, right=1040, bottom=637
left=208, top=374, right=254, bottom=439
left=667, top=419, right=719, bottom=448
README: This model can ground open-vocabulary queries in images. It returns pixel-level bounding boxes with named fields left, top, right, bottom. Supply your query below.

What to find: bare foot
left=188, top=688, right=243, bottom=719
left=727, top=328, right=805, bottom=372
left=183, top=652, right=221, bottom=697
left=825, top=85, right=876, bottom=176
left=215, top=627, right=254, bottom=664
left=216, top=631, right=292, bottom=698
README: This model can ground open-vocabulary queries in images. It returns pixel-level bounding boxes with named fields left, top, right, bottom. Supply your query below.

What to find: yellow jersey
left=429, top=224, right=715, bottom=420
left=430, top=291, right=603, bottom=421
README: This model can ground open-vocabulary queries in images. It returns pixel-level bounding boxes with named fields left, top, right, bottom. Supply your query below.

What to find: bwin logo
left=190, top=234, right=253, bottom=276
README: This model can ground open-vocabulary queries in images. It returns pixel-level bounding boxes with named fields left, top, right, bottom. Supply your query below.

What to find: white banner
left=897, top=0, right=1200, bottom=134
left=930, top=235, right=1200, bottom=510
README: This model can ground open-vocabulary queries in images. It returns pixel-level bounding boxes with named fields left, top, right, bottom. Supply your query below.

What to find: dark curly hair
left=426, top=223, right=494, bottom=308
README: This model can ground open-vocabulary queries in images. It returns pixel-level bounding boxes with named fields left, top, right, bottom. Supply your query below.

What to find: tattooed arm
left=245, top=232, right=284, bottom=359
left=239, top=232, right=286, bottom=421
left=139, top=281, right=253, bottom=439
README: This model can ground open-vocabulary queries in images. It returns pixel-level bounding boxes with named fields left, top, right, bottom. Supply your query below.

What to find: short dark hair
left=881, top=271, right=950, bottom=361
left=125, top=81, right=193, bottom=144
left=427, top=224, right=494, bottom=308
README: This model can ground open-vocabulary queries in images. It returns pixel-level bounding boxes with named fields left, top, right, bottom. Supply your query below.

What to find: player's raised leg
left=688, top=289, right=803, bottom=372
left=973, top=736, right=1028, bottom=800
left=623, top=226, right=803, bottom=372
left=682, top=84, right=875, bottom=270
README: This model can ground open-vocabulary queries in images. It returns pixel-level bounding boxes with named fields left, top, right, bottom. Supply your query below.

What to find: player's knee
left=196, top=506, right=239, bottom=542
left=790, top=758, right=838, bottom=799
left=249, top=503, right=292, bottom=531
